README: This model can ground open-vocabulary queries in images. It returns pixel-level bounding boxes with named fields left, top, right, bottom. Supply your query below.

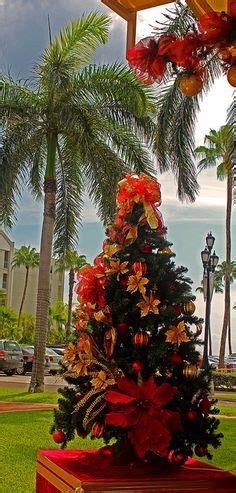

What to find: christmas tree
left=52, top=173, right=222, bottom=465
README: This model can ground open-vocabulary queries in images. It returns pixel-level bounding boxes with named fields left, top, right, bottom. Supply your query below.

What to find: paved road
left=0, top=373, right=67, bottom=391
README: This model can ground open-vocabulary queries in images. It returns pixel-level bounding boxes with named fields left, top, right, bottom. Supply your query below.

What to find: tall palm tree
left=195, top=126, right=234, bottom=367
left=196, top=275, right=223, bottom=356
left=214, top=261, right=236, bottom=355
left=0, top=13, right=156, bottom=392
left=56, top=251, right=87, bottom=336
left=12, top=246, right=39, bottom=328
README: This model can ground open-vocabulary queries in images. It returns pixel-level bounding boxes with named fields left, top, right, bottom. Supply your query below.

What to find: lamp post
left=201, top=233, right=219, bottom=369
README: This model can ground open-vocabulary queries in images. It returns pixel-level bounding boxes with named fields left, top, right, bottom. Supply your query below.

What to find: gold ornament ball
left=183, top=301, right=196, bottom=316
left=183, top=363, right=198, bottom=380
left=227, top=65, right=236, bottom=87
left=179, top=74, right=203, bottom=97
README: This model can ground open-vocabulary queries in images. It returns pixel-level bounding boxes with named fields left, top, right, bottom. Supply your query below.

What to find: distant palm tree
left=56, top=252, right=87, bottom=336
left=0, top=13, right=156, bottom=392
left=215, top=261, right=236, bottom=355
left=195, top=125, right=234, bottom=367
left=12, top=246, right=39, bottom=328
left=196, top=275, right=223, bottom=356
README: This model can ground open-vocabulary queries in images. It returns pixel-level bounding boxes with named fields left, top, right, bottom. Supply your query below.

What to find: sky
left=0, top=0, right=235, bottom=353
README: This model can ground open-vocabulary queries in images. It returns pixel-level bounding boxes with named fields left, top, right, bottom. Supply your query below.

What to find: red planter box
left=36, top=447, right=236, bottom=493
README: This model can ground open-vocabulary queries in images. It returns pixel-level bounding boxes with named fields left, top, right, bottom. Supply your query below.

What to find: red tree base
left=36, top=446, right=236, bottom=492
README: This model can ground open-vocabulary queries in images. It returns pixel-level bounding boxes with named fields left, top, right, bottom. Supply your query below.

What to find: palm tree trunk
left=228, top=298, right=232, bottom=355
left=29, top=133, right=57, bottom=392
left=65, top=267, right=74, bottom=337
left=219, top=163, right=232, bottom=368
left=208, top=327, right=212, bottom=356
left=17, top=267, right=29, bottom=327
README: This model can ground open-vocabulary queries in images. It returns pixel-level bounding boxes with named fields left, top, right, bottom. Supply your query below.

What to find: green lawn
left=1, top=410, right=102, bottom=493
left=1, top=409, right=235, bottom=493
left=0, top=386, right=58, bottom=404
left=217, top=405, right=236, bottom=417
left=215, top=392, right=236, bottom=402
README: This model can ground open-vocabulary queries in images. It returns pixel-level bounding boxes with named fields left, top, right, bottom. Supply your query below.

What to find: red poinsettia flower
left=105, top=376, right=182, bottom=458
left=198, top=12, right=233, bottom=44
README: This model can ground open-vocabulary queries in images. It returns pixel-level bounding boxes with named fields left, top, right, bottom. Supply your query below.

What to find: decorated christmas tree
left=52, top=173, right=222, bottom=466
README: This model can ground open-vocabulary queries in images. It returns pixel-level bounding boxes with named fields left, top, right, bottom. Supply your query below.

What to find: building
left=0, top=229, right=64, bottom=315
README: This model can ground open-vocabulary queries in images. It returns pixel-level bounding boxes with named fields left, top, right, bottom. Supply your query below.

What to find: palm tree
left=196, top=275, right=223, bottom=356
left=214, top=261, right=236, bottom=355
left=195, top=126, right=234, bottom=367
left=152, top=1, right=222, bottom=202
left=56, top=252, right=86, bottom=336
left=0, top=13, right=156, bottom=392
left=12, top=246, right=39, bottom=328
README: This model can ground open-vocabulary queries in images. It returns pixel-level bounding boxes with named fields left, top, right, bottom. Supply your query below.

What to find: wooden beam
left=101, top=0, right=131, bottom=20
left=127, top=11, right=137, bottom=55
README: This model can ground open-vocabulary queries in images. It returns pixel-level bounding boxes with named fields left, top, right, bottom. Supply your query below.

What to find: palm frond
left=153, top=1, right=196, bottom=37
left=53, top=137, right=84, bottom=258
left=40, top=13, right=110, bottom=86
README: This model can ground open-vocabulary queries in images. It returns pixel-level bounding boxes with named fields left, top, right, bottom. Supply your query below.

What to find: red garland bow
left=127, top=37, right=167, bottom=84
left=105, top=376, right=182, bottom=458
left=76, top=259, right=107, bottom=308
left=198, top=11, right=234, bottom=44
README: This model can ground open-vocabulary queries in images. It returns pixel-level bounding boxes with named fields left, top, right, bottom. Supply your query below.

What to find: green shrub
left=213, top=372, right=236, bottom=390
left=0, top=306, right=22, bottom=341
left=20, top=313, right=35, bottom=344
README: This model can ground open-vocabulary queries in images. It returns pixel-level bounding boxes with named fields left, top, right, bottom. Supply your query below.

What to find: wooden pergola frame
left=101, top=1, right=234, bottom=55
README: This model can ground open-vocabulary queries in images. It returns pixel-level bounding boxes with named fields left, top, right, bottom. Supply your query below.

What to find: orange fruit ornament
left=179, top=74, right=203, bottom=97
left=227, top=65, right=236, bottom=87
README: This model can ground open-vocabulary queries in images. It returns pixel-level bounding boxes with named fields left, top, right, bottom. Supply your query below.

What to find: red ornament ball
left=120, top=278, right=128, bottom=288
left=173, top=305, right=182, bottom=316
left=195, top=445, right=207, bottom=457
left=91, top=422, right=104, bottom=438
left=132, top=361, right=144, bottom=373
left=132, top=261, right=147, bottom=275
left=53, top=430, right=65, bottom=444
left=170, top=353, right=183, bottom=366
left=186, top=410, right=198, bottom=422
left=117, top=322, right=129, bottom=336
left=77, top=429, right=88, bottom=439
left=168, top=449, right=187, bottom=466
left=133, top=331, right=149, bottom=346
left=199, top=397, right=212, bottom=415
left=140, top=243, right=152, bottom=254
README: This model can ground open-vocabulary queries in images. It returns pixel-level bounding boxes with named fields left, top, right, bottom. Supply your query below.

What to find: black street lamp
left=201, top=233, right=219, bottom=369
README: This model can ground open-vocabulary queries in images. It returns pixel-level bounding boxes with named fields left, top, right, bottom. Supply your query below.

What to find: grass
left=0, top=387, right=58, bottom=404
left=217, top=405, right=236, bottom=417
left=1, top=410, right=102, bottom=493
left=1, top=410, right=235, bottom=493
left=215, top=392, right=236, bottom=402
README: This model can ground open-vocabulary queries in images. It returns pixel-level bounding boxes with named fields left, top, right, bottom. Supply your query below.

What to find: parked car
left=46, top=348, right=61, bottom=375
left=225, top=355, right=236, bottom=369
left=16, top=346, right=51, bottom=375
left=47, top=345, right=66, bottom=358
left=0, top=339, right=23, bottom=376
left=208, top=356, right=219, bottom=368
